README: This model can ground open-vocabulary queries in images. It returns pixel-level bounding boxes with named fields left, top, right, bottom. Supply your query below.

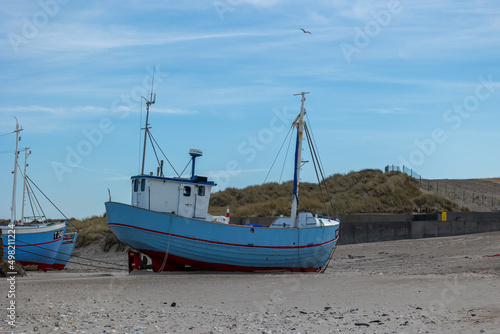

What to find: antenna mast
left=10, top=117, right=23, bottom=225
left=20, top=147, right=31, bottom=225
left=141, top=68, right=156, bottom=175
left=290, top=92, right=309, bottom=228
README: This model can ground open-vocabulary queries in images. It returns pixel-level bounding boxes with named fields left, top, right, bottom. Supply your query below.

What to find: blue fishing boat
left=106, top=91, right=340, bottom=272
left=1, top=119, right=70, bottom=270
left=53, top=231, right=78, bottom=270
left=1, top=222, right=67, bottom=270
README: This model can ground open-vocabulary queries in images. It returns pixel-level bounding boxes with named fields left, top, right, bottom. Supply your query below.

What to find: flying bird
left=300, top=28, right=311, bottom=34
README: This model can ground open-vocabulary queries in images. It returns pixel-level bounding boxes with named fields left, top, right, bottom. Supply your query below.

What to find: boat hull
left=1, top=222, right=67, bottom=270
left=106, top=202, right=340, bottom=272
left=53, top=231, right=78, bottom=270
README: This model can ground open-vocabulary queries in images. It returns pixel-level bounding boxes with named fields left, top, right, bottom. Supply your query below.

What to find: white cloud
left=0, top=105, right=107, bottom=116
left=48, top=161, right=129, bottom=179
left=152, top=108, right=198, bottom=115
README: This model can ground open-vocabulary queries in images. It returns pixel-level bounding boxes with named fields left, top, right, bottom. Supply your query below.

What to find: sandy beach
left=3, top=232, right=500, bottom=333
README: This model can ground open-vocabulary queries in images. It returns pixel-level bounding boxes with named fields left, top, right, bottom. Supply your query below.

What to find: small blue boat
left=1, top=118, right=72, bottom=270
left=53, top=231, right=78, bottom=270
left=1, top=222, right=67, bottom=270
left=106, top=91, right=340, bottom=272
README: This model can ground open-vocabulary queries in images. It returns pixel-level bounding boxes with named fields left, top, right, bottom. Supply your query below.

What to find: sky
left=1, top=0, right=499, bottom=220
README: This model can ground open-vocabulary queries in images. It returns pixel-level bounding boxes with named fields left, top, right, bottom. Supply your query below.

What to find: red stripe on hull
left=3, top=238, right=63, bottom=248
left=139, top=249, right=320, bottom=273
left=109, top=222, right=338, bottom=249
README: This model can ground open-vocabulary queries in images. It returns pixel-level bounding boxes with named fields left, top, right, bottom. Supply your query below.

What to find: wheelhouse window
left=133, top=179, right=139, bottom=192
left=198, top=186, right=205, bottom=196
left=141, top=179, right=146, bottom=191
left=183, top=186, right=191, bottom=197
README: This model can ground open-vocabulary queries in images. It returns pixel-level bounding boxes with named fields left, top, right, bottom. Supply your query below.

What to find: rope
left=13, top=246, right=125, bottom=270
left=25, top=175, right=47, bottom=221
left=306, top=113, right=327, bottom=180
left=157, top=214, right=174, bottom=272
left=280, top=129, right=294, bottom=184
left=179, top=159, right=191, bottom=177
left=263, top=125, right=294, bottom=184
left=148, top=131, right=180, bottom=177
left=147, top=131, right=162, bottom=169
left=25, top=174, right=78, bottom=229
left=9, top=236, right=126, bottom=270
left=25, top=182, right=39, bottom=221
left=303, top=122, right=338, bottom=218
left=305, top=124, right=329, bottom=216
left=319, top=238, right=338, bottom=274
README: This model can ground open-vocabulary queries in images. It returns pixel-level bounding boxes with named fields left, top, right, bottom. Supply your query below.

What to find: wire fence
left=385, top=165, right=500, bottom=210
left=422, top=180, right=500, bottom=210
left=384, top=165, right=401, bottom=173
left=385, top=165, right=421, bottom=182
left=402, top=165, right=421, bottom=179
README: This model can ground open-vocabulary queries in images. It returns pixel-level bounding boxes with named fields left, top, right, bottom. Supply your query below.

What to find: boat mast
left=20, top=147, right=30, bottom=225
left=290, top=92, right=309, bottom=228
left=10, top=117, right=23, bottom=225
left=141, top=69, right=156, bottom=175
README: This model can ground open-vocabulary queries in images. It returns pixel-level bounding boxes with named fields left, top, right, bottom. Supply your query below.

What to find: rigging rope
left=11, top=237, right=127, bottom=270
left=279, top=128, right=294, bottom=184
left=179, top=159, right=191, bottom=177
left=0, top=131, right=14, bottom=137
left=24, top=174, right=79, bottom=228
left=304, top=123, right=338, bottom=218
left=25, top=176, right=47, bottom=221
left=147, top=131, right=162, bottom=170
left=306, top=113, right=327, bottom=180
left=304, top=124, right=329, bottom=216
left=263, top=125, right=294, bottom=184
left=148, top=131, right=180, bottom=177
left=25, top=175, right=67, bottom=220
left=25, top=183, right=40, bottom=221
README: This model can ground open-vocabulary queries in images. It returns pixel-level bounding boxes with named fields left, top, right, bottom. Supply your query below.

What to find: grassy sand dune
left=210, top=169, right=460, bottom=216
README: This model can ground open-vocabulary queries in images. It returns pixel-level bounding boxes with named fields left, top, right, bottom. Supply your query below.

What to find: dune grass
left=71, top=214, right=124, bottom=250
left=1, top=215, right=121, bottom=250
left=209, top=169, right=459, bottom=217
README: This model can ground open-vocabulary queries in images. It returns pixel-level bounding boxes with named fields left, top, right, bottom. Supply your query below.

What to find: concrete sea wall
left=230, top=212, right=500, bottom=245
